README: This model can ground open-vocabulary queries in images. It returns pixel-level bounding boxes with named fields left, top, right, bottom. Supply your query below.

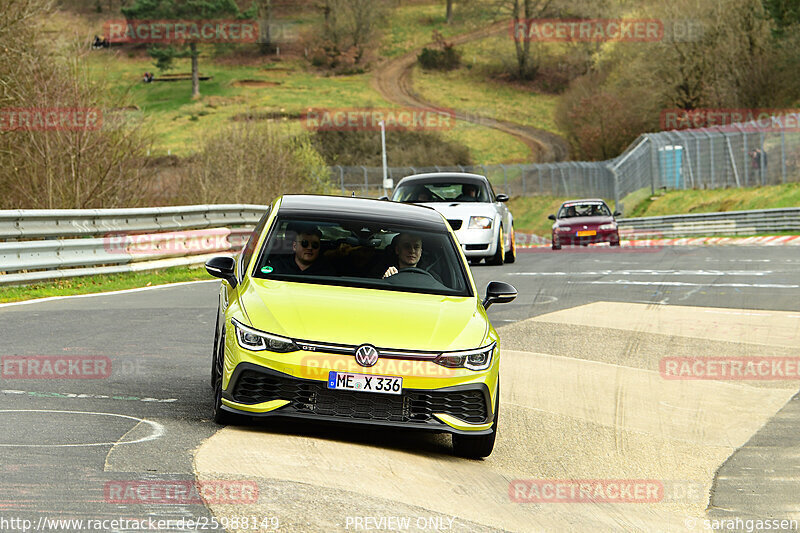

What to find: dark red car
left=548, top=199, right=621, bottom=250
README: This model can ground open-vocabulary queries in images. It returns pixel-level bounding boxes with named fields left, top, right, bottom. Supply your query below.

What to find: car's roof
left=561, top=198, right=608, bottom=206
left=395, top=172, right=489, bottom=186
left=277, top=194, right=448, bottom=231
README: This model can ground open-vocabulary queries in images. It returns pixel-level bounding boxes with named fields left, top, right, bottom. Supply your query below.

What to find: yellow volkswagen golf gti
left=205, top=195, right=517, bottom=458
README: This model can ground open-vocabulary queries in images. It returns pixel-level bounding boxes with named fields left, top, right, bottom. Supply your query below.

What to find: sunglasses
left=298, top=239, right=320, bottom=249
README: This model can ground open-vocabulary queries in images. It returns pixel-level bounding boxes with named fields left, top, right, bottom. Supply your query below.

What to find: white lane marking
left=0, top=410, right=164, bottom=447
left=705, top=258, right=771, bottom=263
left=531, top=295, right=558, bottom=304
left=1, top=389, right=177, bottom=403
left=510, top=270, right=774, bottom=276
left=568, top=280, right=799, bottom=289
left=0, top=280, right=218, bottom=309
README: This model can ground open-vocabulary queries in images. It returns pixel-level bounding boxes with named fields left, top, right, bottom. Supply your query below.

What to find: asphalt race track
left=1, top=245, right=799, bottom=533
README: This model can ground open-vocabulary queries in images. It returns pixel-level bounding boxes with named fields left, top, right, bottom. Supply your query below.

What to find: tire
left=452, top=382, right=499, bottom=459
left=504, top=226, right=516, bottom=263
left=551, top=234, right=561, bottom=250
left=487, top=228, right=504, bottom=266
left=211, top=306, right=220, bottom=389
left=212, top=328, right=248, bottom=426
left=610, top=234, right=620, bottom=247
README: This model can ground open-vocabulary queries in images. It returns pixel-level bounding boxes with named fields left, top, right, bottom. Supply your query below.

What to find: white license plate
left=327, top=371, right=402, bottom=395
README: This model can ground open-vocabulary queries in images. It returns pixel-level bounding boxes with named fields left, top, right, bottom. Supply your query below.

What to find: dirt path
left=371, top=22, right=570, bottom=163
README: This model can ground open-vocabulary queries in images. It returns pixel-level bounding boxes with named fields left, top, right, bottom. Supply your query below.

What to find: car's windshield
left=252, top=216, right=472, bottom=297
left=558, top=202, right=611, bottom=218
left=392, top=182, right=490, bottom=203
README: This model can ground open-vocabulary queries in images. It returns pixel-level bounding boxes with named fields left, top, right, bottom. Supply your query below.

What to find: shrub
left=310, top=128, right=472, bottom=167
left=417, top=30, right=461, bottom=71
left=178, top=122, right=331, bottom=205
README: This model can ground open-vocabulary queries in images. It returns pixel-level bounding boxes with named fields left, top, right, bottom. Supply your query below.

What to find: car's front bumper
left=454, top=227, right=496, bottom=258
left=554, top=228, right=619, bottom=245
left=220, top=339, right=499, bottom=435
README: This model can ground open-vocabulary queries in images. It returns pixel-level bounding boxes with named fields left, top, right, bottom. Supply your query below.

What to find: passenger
left=455, top=183, right=479, bottom=202
left=383, top=233, right=423, bottom=278
left=416, top=189, right=432, bottom=202
left=274, top=227, right=334, bottom=275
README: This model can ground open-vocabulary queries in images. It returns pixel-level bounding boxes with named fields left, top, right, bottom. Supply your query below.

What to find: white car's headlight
left=435, top=343, right=496, bottom=371
left=231, top=318, right=297, bottom=353
left=599, top=223, right=617, bottom=230
left=468, top=216, right=493, bottom=229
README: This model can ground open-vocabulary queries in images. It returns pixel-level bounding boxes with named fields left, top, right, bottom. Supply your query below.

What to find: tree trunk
left=446, top=0, right=453, bottom=24
left=191, top=43, right=200, bottom=99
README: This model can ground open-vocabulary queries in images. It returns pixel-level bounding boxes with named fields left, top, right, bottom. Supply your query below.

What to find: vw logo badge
left=354, top=344, right=379, bottom=367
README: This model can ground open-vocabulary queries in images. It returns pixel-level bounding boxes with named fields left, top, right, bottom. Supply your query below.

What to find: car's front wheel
left=504, top=226, right=516, bottom=263
left=551, top=234, right=561, bottom=250
left=487, top=228, right=504, bottom=266
left=452, top=383, right=499, bottom=459
left=212, top=328, right=248, bottom=426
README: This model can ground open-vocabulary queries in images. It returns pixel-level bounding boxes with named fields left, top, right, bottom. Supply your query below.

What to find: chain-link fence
left=322, top=113, right=800, bottom=210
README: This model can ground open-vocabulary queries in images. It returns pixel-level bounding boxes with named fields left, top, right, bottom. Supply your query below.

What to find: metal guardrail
left=0, top=205, right=268, bottom=286
left=0, top=204, right=267, bottom=240
left=617, top=207, right=800, bottom=237
left=2, top=204, right=798, bottom=286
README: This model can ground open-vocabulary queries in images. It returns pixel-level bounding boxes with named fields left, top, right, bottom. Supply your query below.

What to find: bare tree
left=0, top=0, right=154, bottom=209
left=488, top=0, right=555, bottom=79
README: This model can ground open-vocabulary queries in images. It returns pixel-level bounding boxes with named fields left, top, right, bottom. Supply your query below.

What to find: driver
left=383, top=233, right=422, bottom=278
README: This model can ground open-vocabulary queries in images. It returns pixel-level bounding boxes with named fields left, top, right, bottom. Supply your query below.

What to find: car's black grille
left=447, top=219, right=463, bottom=230
left=232, top=370, right=488, bottom=424
left=465, top=244, right=489, bottom=251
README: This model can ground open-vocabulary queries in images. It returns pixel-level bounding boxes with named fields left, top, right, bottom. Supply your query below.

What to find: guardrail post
left=336, top=165, right=344, bottom=193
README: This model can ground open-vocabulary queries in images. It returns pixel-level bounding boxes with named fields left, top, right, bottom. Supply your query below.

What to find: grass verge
left=625, top=182, right=800, bottom=218
left=0, top=266, right=213, bottom=303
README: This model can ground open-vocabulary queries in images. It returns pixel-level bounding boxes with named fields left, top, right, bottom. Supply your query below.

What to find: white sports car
left=390, top=173, right=516, bottom=265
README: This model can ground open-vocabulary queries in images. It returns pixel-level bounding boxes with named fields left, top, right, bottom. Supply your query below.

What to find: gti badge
left=354, top=344, right=379, bottom=367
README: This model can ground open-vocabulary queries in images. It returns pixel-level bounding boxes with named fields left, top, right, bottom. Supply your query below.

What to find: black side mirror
left=613, top=211, right=621, bottom=217
left=205, top=256, right=237, bottom=288
left=496, top=194, right=509, bottom=202
left=482, top=281, right=517, bottom=310
left=548, top=214, right=556, bottom=221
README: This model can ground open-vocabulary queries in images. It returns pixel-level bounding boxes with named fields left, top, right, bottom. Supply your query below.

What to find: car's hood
left=423, top=202, right=498, bottom=220
left=554, top=216, right=614, bottom=227
left=239, top=278, right=489, bottom=351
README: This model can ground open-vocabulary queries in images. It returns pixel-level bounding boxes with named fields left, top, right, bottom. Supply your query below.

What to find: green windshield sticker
left=261, top=266, right=273, bottom=274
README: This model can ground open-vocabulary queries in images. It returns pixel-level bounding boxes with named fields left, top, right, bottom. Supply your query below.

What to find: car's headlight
left=557, top=226, right=572, bottom=232
left=435, top=342, right=496, bottom=371
left=468, top=216, right=493, bottom=229
left=599, top=223, right=617, bottom=230
left=231, top=318, right=297, bottom=353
